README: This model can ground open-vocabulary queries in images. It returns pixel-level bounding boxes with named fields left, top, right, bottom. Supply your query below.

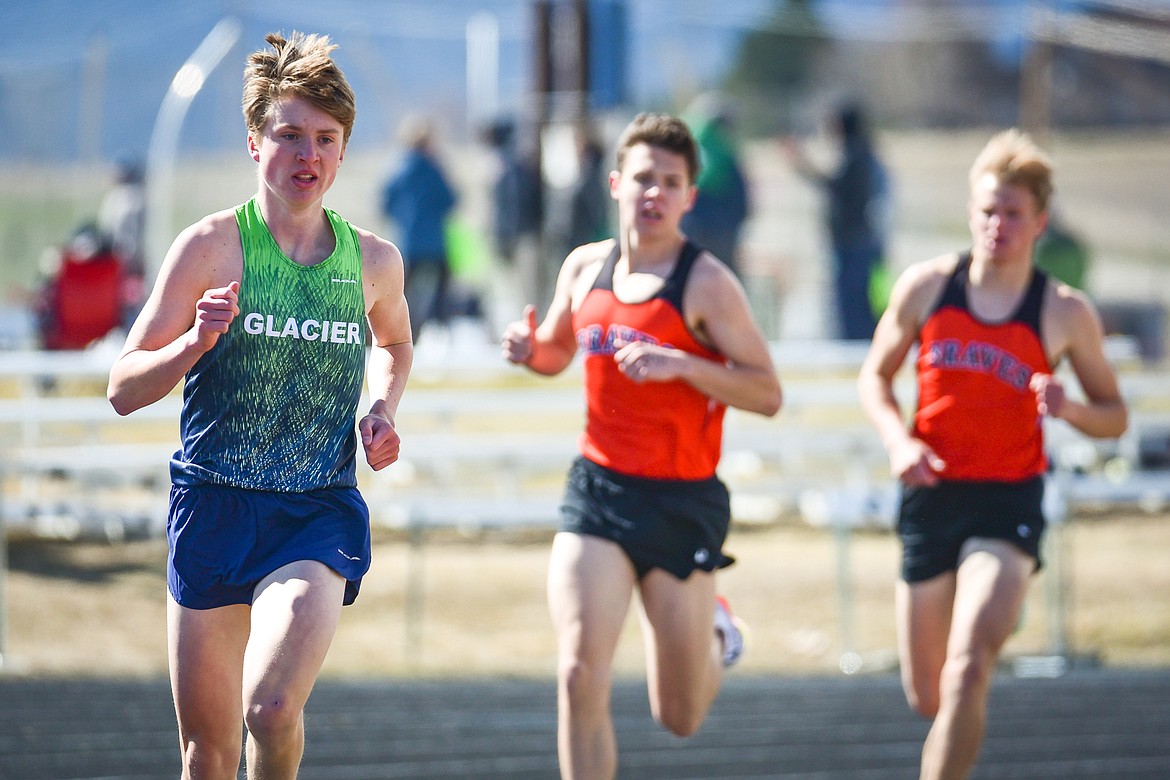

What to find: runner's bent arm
left=641, top=253, right=780, bottom=416
left=360, top=231, right=413, bottom=471
left=859, top=258, right=949, bottom=484
left=108, top=212, right=240, bottom=415
left=501, top=243, right=598, bottom=376
left=1035, top=286, right=1127, bottom=439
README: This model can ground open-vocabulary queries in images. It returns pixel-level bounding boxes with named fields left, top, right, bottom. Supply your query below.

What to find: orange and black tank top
left=914, top=253, right=1051, bottom=482
left=573, top=240, right=726, bottom=480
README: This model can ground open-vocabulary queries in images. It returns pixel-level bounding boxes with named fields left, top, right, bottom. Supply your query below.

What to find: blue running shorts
left=559, top=456, right=734, bottom=580
left=897, top=476, right=1046, bottom=583
left=167, top=483, right=372, bottom=610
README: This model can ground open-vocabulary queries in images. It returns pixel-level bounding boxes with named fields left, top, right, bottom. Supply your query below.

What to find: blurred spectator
left=1037, top=207, right=1166, bottom=362
left=484, top=118, right=543, bottom=263
left=98, top=154, right=146, bottom=322
left=1034, top=209, right=1089, bottom=291
left=549, top=124, right=611, bottom=259
left=99, top=155, right=146, bottom=274
left=681, top=94, right=750, bottom=276
left=36, top=222, right=124, bottom=350
left=482, top=118, right=547, bottom=314
left=381, top=115, right=458, bottom=343
left=786, top=101, right=890, bottom=340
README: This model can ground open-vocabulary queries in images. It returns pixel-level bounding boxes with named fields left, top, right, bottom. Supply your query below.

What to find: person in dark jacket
left=382, top=115, right=458, bottom=342
left=786, top=101, right=890, bottom=340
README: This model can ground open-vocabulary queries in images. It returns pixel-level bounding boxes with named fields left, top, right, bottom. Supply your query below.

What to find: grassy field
left=3, top=128, right=1170, bottom=321
left=5, top=510, right=1168, bottom=679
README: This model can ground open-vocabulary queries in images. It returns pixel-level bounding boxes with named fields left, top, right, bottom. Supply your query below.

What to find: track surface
left=2, top=670, right=1168, bottom=779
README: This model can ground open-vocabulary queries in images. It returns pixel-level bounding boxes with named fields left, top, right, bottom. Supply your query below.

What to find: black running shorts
left=559, top=456, right=734, bottom=580
left=897, top=476, right=1046, bottom=583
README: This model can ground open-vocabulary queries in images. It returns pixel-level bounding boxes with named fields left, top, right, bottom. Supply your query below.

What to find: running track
left=2, top=670, right=1167, bottom=778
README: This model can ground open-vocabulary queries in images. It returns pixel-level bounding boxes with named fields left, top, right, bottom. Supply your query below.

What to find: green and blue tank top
left=170, top=199, right=367, bottom=491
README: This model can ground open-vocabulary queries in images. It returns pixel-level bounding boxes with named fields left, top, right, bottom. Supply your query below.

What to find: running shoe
left=714, top=595, right=748, bottom=668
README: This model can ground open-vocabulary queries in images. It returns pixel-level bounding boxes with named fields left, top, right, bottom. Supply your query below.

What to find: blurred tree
left=724, top=0, right=829, bottom=135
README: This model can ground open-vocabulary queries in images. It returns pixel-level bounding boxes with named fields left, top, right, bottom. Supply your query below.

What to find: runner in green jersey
left=108, top=32, right=412, bottom=779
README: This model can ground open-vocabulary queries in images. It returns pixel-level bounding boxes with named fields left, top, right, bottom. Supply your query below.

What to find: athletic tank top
left=913, top=253, right=1051, bottom=482
left=573, top=240, right=726, bottom=480
left=170, top=199, right=367, bottom=491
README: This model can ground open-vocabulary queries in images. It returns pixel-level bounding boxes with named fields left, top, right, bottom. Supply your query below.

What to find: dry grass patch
left=4, top=512, right=1168, bottom=678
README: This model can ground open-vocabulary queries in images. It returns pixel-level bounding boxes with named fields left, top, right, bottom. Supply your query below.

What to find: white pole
left=144, top=17, right=242, bottom=286
left=79, top=32, right=108, bottom=164
left=1045, top=470, right=1071, bottom=660
left=466, top=12, right=500, bottom=135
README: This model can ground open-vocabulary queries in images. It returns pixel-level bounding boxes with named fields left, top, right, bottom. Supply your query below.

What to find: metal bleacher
left=0, top=336, right=1166, bottom=542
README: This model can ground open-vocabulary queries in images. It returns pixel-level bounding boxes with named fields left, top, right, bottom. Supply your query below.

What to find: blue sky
left=0, top=0, right=1051, bottom=162
left=1, top=1, right=779, bottom=160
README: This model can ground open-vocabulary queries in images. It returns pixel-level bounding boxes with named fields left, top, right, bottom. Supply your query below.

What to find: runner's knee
left=652, top=692, right=707, bottom=737
left=940, top=648, right=995, bottom=703
left=559, top=656, right=612, bottom=715
left=904, top=681, right=940, bottom=719
left=244, top=695, right=302, bottom=746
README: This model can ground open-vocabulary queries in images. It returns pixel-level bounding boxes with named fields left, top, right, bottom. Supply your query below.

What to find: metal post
left=834, top=513, right=860, bottom=674
left=79, top=32, right=108, bottom=164
left=466, top=12, right=500, bottom=136
left=1016, top=469, right=1072, bottom=677
left=836, top=458, right=867, bottom=675
left=1019, top=17, right=1053, bottom=146
left=0, top=464, right=7, bottom=670
left=405, top=515, right=427, bottom=666
left=572, top=0, right=591, bottom=121
left=1044, top=469, right=1071, bottom=660
left=529, top=0, right=553, bottom=309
